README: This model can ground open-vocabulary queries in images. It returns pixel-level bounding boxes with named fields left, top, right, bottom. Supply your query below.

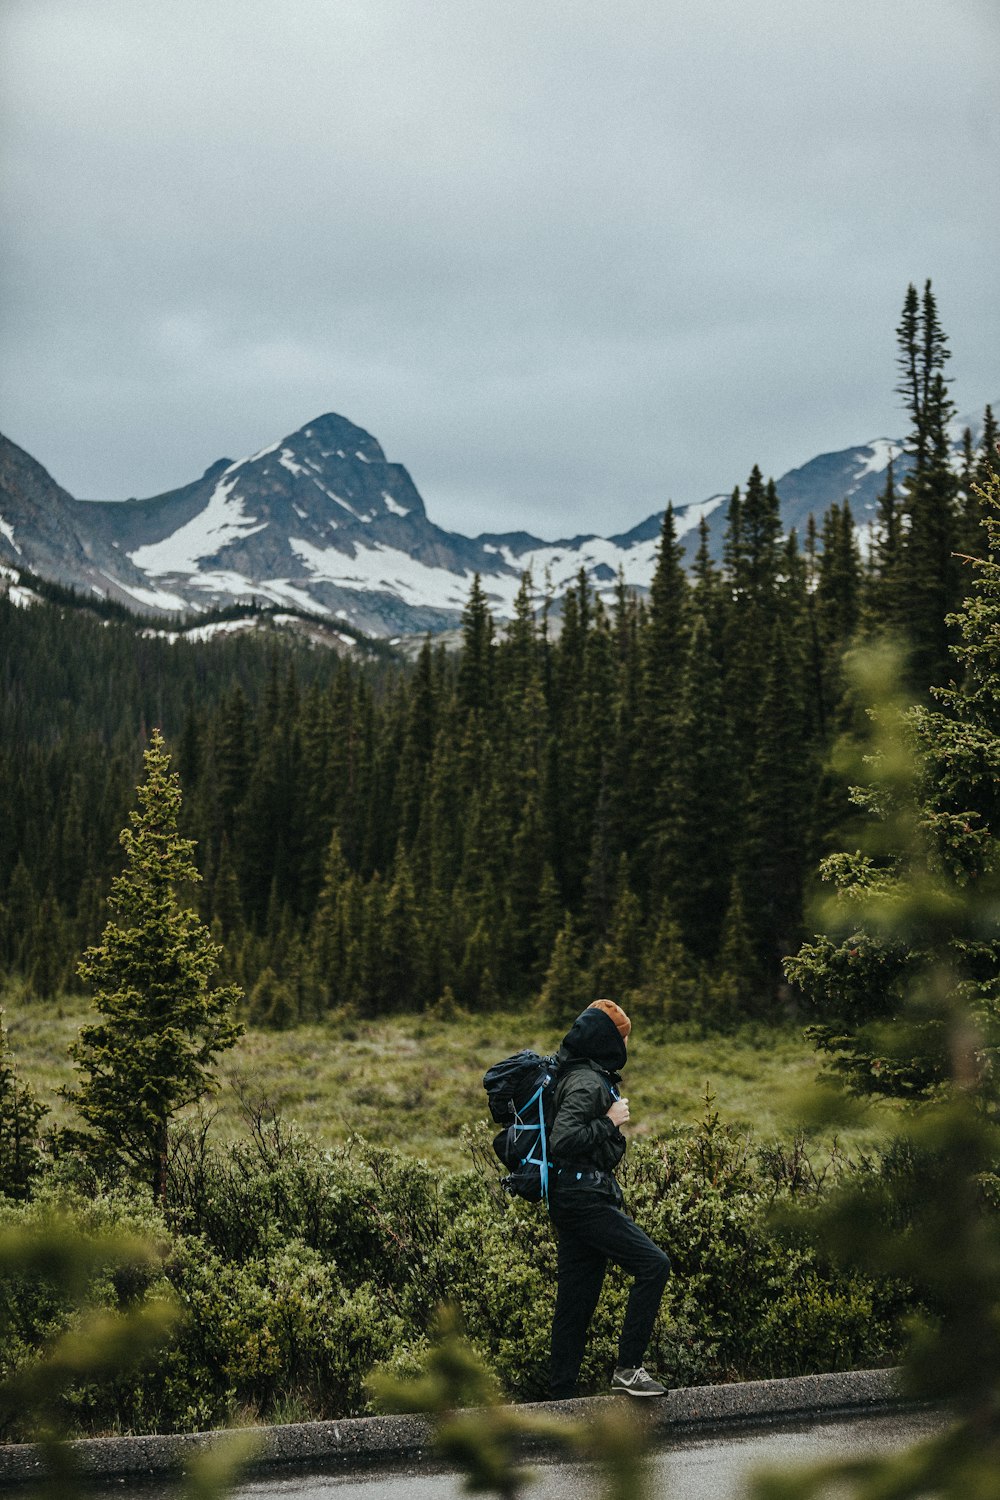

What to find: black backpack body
left=483, top=1050, right=562, bottom=1203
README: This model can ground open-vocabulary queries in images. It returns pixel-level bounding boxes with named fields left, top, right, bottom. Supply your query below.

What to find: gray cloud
left=1, top=0, right=997, bottom=536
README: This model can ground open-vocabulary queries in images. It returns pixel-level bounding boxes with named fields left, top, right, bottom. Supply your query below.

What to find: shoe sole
left=611, top=1385, right=668, bottom=1397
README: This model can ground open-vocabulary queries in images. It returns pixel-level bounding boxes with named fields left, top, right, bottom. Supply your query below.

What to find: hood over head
left=560, top=1006, right=628, bottom=1074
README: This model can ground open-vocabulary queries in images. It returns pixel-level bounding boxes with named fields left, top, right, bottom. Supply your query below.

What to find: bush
left=2, top=1108, right=916, bottom=1437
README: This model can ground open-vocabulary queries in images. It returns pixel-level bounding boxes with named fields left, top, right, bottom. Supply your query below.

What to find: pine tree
left=814, top=501, right=862, bottom=732
left=639, top=897, right=695, bottom=1023
left=788, top=466, right=1000, bottom=1095
left=636, top=506, right=689, bottom=898
left=310, top=829, right=354, bottom=1009
left=396, top=638, right=439, bottom=846
left=715, top=876, right=759, bottom=1014
left=538, top=914, right=588, bottom=1021
left=65, top=730, right=243, bottom=1203
left=380, top=847, right=426, bottom=1010
left=742, top=468, right=782, bottom=602
left=661, top=614, right=735, bottom=959
left=741, top=621, right=813, bottom=990
left=691, top=516, right=726, bottom=638
left=250, top=965, right=298, bottom=1030
left=0, top=1007, right=46, bottom=1198
left=894, top=282, right=924, bottom=465
left=958, top=405, right=999, bottom=558
left=457, top=574, right=495, bottom=716
left=592, top=856, right=644, bottom=1001
left=976, top=405, right=998, bottom=488
left=721, top=465, right=784, bottom=770
left=531, top=861, right=564, bottom=988
left=868, top=454, right=904, bottom=632
left=508, top=789, right=548, bottom=983
left=894, top=280, right=960, bottom=689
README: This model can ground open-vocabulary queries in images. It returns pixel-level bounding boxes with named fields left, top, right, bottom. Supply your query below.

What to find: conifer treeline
left=0, top=285, right=994, bottom=1023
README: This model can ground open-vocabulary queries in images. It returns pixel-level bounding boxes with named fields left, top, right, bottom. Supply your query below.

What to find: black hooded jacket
left=548, top=1008, right=627, bottom=1179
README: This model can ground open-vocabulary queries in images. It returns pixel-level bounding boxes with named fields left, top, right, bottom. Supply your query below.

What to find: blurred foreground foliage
left=757, top=588, right=1000, bottom=1492
left=369, top=1306, right=653, bottom=1500
left=0, top=1213, right=256, bottom=1498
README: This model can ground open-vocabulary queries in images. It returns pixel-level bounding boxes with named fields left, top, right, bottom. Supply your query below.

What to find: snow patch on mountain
left=676, top=494, right=728, bottom=533
left=129, top=477, right=267, bottom=573
left=278, top=449, right=309, bottom=478
left=174, top=565, right=334, bottom=617
left=848, top=439, right=897, bottom=484
left=227, top=440, right=281, bottom=472
left=121, top=581, right=197, bottom=613
left=144, top=617, right=257, bottom=644
left=500, top=536, right=657, bottom=594
left=0, top=516, right=21, bottom=554
left=0, top=562, right=39, bottom=608
left=485, top=494, right=726, bottom=604
left=290, top=536, right=475, bottom=610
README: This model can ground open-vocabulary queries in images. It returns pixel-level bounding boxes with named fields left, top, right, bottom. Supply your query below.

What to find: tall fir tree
left=660, top=614, right=736, bottom=960
left=65, top=730, right=243, bottom=1203
left=0, top=1008, right=46, bottom=1199
left=636, top=505, right=689, bottom=899
left=895, top=280, right=960, bottom=689
left=741, top=621, right=813, bottom=990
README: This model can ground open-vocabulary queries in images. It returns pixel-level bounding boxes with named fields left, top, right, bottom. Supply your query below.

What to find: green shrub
left=2, top=1109, right=916, bottom=1437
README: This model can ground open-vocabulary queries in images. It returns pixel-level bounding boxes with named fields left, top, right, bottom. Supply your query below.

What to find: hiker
left=547, top=999, right=671, bottom=1400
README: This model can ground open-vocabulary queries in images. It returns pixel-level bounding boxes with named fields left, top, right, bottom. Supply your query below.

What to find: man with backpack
left=546, top=999, right=671, bottom=1400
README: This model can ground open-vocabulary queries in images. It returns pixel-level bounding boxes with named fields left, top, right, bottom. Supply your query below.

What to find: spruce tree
left=741, top=621, right=813, bottom=991
left=894, top=280, right=960, bottom=689
left=310, top=829, right=353, bottom=1009
left=976, top=405, right=998, bottom=488
left=65, top=730, right=243, bottom=1203
left=0, top=1008, right=46, bottom=1198
left=868, top=454, right=904, bottom=632
left=661, top=614, right=736, bottom=960
left=592, top=856, right=644, bottom=1002
left=538, top=914, right=588, bottom=1021
left=380, top=848, right=426, bottom=1010
left=716, top=875, right=759, bottom=1013
left=636, top=505, right=689, bottom=898
left=639, top=897, right=695, bottom=1023
left=788, top=466, right=1000, bottom=1095
left=457, top=574, right=495, bottom=716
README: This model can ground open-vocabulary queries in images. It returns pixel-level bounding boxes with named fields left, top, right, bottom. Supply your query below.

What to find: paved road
left=197, top=1408, right=942, bottom=1500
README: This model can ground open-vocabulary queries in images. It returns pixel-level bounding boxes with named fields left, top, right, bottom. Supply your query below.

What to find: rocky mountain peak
left=2, top=403, right=993, bottom=637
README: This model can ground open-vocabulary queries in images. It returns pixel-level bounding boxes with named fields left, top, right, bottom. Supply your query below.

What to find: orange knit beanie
left=587, top=998, right=632, bottom=1039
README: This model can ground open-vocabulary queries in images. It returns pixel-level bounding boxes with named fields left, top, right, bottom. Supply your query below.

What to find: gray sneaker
left=611, top=1365, right=668, bottom=1397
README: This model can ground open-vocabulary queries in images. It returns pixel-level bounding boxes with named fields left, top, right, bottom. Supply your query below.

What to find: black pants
left=548, top=1194, right=671, bottom=1399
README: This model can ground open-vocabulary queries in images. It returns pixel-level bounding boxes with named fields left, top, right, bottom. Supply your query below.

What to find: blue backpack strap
left=513, top=1079, right=553, bottom=1205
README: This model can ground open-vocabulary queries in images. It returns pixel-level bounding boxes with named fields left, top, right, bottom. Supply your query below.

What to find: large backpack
left=483, top=1050, right=562, bottom=1203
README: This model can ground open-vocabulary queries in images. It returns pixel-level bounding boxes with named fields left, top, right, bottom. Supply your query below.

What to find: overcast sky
left=1, top=1, right=997, bottom=538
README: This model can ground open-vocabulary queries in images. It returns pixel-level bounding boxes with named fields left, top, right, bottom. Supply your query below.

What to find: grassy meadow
left=3, top=989, right=886, bottom=1166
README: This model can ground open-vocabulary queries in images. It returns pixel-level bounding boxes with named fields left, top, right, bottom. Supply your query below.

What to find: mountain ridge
left=0, top=407, right=988, bottom=636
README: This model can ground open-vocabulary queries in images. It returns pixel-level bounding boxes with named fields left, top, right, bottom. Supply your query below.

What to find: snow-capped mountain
left=0, top=408, right=985, bottom=636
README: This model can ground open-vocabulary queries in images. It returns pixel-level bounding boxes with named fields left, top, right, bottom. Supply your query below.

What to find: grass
left=3, top=991, right=887, bottom=1167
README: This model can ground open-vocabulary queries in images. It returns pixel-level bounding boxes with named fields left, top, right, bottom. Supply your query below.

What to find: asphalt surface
left=76, top=1409, right=945, bottom=1499
left=0, top=1374, right=917, bottom=1494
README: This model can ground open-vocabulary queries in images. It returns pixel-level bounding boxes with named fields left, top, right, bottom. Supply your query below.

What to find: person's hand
left=607, top=1098, right=630, bottom=1128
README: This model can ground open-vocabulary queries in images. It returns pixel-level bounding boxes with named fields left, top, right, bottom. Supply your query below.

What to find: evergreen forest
left=1, top=283, right=996, bottom=1028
